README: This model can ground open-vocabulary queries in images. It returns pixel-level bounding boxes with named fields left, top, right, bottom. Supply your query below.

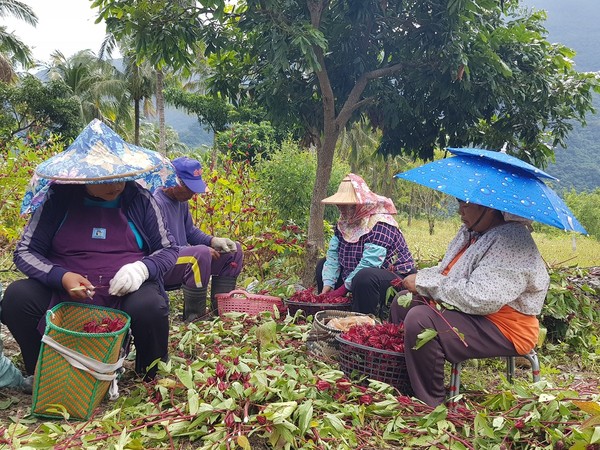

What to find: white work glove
left=210, top=237, right=237, bottom=253
left=109, top=261, right=149, bottom=296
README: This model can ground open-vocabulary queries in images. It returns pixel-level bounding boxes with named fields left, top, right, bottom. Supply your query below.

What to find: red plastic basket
left=285, top=299, right=352, bottom=317
left=335, top=335, right=413, bottom=395
left=216, top=289, right=286, bottom=316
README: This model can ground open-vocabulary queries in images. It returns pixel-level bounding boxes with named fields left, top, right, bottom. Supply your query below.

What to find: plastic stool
left=448, top=349, right=541, bottom=404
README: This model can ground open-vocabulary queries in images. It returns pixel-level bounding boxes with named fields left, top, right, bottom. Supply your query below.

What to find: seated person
left=1, top=120, right=177, bottom=383
left=153, top=157, right=243, bottom=321
left=317, top=174, right=415, bottom=315
left=394, top=200, right=549, bottom=406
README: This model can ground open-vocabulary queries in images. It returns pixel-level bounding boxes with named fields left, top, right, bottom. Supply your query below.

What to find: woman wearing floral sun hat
left=1, top=119, right=178, bottom=389
left=317, top=174, right=416, bottom=316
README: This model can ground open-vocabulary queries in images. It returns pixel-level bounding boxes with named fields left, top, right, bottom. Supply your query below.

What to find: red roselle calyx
left=289, top=288, right=350, bottom=304
left=359, top=394, right=374, bottom=405
left=82, top=317, right=126, bottom=333
left=316, top=379, right=330, bottom=391
left=340, top=323, right=405, bottom=353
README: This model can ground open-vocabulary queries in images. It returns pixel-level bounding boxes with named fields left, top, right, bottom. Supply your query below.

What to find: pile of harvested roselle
left=82, top=317, right=127, bottom=334
left=289, top=288, right=350, bottom=304
left=340, top=322, right=405, bottom=353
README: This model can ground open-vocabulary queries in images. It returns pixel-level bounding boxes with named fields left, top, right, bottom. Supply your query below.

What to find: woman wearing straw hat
left=1, top=120, right=178, bottom=386
left=317, top=174, right=416, bottom=315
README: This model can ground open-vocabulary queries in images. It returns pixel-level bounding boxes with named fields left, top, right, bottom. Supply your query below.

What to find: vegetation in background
left=0, top=76, right=81, bottom=141
left=255, top=142, right=349, bottom=229
left=214, top=121, right=276, bottom=163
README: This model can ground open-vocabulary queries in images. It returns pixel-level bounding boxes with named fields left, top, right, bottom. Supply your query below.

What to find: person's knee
left=2, top=280, right=40, bottom=319
left=351, top=267, right=379, bottom=289
left=404, top=305, right=438, bottom=339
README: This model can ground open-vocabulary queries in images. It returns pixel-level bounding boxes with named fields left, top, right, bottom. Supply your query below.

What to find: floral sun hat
left=20, top=119, right=177, bottom=215
left=35, top=119, right=169, bottom=183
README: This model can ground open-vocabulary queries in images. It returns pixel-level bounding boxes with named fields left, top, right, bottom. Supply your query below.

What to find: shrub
left=0, top=133, right=63, bottom=252
left=563, top=188, right=600, bottom=239
left=188, top=155, right=306, bottom=283
left=255, top=141, right=350, bottom=228
left=213, top=121, right=276, bottom=162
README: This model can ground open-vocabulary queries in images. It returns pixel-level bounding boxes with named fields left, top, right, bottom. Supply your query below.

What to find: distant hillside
left=524, top=0, right=600, bottom=192
left=163, top=107, right=213, bottom=149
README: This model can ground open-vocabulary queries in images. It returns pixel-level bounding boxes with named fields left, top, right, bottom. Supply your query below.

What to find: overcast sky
left=4, top=0, right=113, bottom=64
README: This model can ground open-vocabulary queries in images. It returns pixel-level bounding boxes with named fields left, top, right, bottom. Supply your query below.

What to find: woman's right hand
left=402, top=274, right=418, bottom=294
left=320, top=286, right=333, bottom=295
left=62, top=272, right=95, bottom=300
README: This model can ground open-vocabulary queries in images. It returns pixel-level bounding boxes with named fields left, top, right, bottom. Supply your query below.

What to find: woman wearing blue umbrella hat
left=391, top=148, right=560, bottom=406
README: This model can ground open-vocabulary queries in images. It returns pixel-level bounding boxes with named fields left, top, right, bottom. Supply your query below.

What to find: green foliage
left=164, top=88, right=234, bottom=134
left=214, top=121, right=276, bottom=162
left=92, top=0, right=218, bottom=70
left=188, top=156, right=306, bottom=282
left=0, top=75, right=81, bottom=141
left=255, top=141, right=350, bottom=228
left=4, top=313, right=600, bottom=448
left=0, top=133, right=63, bottom=249
left=564, top=188, right=600, bottom=239
left=540, top=267, right=600, bottom=351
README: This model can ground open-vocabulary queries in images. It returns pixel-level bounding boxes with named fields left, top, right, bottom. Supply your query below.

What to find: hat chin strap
left=467, top=209, right=488, bottom=233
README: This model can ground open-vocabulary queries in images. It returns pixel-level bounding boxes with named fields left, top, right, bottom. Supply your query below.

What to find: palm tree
left=45, top=49, right=132, bottom=130
left=100, top=35, right=157, bottom=145
left=0, top=0, right=37, bottom=82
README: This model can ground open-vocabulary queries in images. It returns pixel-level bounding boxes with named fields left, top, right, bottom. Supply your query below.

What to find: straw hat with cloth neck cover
left=322, top=174, right=399, bottom=243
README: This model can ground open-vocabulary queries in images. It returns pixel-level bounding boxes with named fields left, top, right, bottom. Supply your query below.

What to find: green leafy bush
left=255, top=141, right=349, bottom=228
left=540, top=267, right=600, bottom=352
left=563, top=188, right=600, bottom=239
left=188, top=155, right=306, bottom=283
left=0, top=133, right=63, bottom=251
left=214, top=121, right=276, bottom=162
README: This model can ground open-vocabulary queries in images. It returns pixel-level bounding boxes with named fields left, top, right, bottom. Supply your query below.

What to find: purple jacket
left=153, top=189, right=212, bottom=247
left=14, top=182, right=178, bottom=291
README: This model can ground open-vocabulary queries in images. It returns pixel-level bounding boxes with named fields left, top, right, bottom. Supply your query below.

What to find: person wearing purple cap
left=153, top=157, right=244, bottom=321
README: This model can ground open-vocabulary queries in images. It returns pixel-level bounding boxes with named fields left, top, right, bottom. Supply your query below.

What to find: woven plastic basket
left=307, top=310, right=376, bottom=361
left=335, top=335, right=413, bottom=395
left=216, top=289, right=286, bottom=316
left=32, top=302, right=130, bottom=420
left=285, top=299, right=352, bottom=317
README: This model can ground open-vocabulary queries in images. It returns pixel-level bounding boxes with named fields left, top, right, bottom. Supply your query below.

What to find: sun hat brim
left=322, top=178, right=359, bottom=204
left=34, top=119, right=164, bottom=184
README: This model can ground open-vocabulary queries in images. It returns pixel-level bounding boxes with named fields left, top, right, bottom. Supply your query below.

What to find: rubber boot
left=182, top=286, right=208, bottom=322
left=210, top=276, right=237, bottom=316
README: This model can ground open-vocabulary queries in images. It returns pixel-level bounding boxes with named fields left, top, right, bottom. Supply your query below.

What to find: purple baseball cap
left=171, top=157, right=207, bottom=193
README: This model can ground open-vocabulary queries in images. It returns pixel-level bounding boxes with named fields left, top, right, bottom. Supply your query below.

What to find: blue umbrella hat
left=20, top=119, right=177, bottom=215
left=395, top=147, right=587, bottom=234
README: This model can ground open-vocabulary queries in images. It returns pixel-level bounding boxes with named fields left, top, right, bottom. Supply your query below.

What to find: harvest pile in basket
left=335, top=321, right=412, bottom=394
left=289, top=288, right=350, bottom=304
left=83, top=317, right=127, bottom=334
left=340, top=322, right=405, bottom=353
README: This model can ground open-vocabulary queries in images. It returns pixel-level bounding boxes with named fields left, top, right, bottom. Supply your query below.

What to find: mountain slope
left=524, top=0, right=600, bottom=192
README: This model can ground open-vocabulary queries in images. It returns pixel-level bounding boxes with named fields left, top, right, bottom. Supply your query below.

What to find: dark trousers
left=391, top=301, right=517, bottom=406
left=315, top=258, right=414, bottom=315
left=1, top=278, right=169, bottom=380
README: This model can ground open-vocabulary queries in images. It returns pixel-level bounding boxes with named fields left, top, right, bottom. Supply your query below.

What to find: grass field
left=400, top=218, right=600, bottom=269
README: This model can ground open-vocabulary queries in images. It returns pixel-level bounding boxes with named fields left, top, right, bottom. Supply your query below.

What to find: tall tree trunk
left=155, top=68, right=166, bottom=155
left=301, top=130, right=339, bottom=287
